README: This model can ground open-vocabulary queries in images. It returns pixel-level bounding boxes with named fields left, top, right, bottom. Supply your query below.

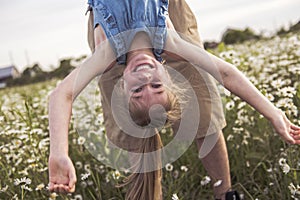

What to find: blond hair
left=117, top=69, right=186, bottom=200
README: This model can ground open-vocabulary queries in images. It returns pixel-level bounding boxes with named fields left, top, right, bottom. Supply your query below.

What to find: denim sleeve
left=87, top=0, right=93, bottom=6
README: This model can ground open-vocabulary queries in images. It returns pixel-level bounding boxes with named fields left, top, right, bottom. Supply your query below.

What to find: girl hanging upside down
left=48, top=0, right=300, bottom=199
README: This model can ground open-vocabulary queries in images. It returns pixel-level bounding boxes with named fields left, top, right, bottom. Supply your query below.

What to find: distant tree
left=6, top=63, right=48, bottom=86
left=49, top=58, right=75, bottom=79
left=290, top=20, right=300, bottom=32
left=204, top=41, right=219, bottom=49
left=7, top=55, right=86, bottom=87
left=277, top=20, right=300, bottom=35
left=221, top=27, right=261, bottom=44
left=22, top=63, right=44, bottom=77
left=277, top=27, right=287, bottom=35
left=6, top=58, right=76, bottom=87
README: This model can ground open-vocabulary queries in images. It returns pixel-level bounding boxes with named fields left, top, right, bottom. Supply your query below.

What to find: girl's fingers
left=292, top=134, right=300, bottom=140
left=49, top=182, right=55, bottom=191
left=52, top=184, right=70, bottom=193
left=68, top=170, right=77, bottom=191
left=291, top=123, right=300, bottom=130
left=68, top=185, right=76, bottom=193
left=294, top=140, right=300, bottom=145
left=285, top=136, right=295, bottom=145
left=290, top=124, right=300, bottom=139
left=282, top=130, right=295, bottom=144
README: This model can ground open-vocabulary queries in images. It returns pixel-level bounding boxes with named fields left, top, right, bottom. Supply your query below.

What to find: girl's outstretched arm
left=165, top=29, right=300, bottom=144
left=48, top=39, right=116, bottom=193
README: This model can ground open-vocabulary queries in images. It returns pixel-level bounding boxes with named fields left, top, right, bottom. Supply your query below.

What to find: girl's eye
left=151, top=83, right=162, bottom=88
left=132, top=87, right=142, bottom=93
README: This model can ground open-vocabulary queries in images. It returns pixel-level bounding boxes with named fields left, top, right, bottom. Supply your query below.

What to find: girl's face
left=123, top=53, right=171, bottom=104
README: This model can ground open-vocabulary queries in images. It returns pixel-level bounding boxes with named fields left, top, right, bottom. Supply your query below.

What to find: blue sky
left=0, top=0, right=299, bottom=71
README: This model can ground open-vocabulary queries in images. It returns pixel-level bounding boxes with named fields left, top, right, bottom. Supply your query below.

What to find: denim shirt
left=88, top=0, right=168, bottom=64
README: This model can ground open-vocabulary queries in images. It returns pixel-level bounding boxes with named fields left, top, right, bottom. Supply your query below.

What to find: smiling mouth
left=134, top=64, right=154, bottom=72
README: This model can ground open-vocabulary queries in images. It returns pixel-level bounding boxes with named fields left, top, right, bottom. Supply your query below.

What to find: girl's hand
left=271, top=109, right=300, bottom=144
left=48, top=155, right=77, bottom=193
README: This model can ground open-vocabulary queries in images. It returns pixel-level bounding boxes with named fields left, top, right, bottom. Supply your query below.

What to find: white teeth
left=136, top=65, right=152, bottom=72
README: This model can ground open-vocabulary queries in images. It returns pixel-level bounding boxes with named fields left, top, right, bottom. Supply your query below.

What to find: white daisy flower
left=200, top=176, right=211, bottom=186
left=279, top=158, right=286, bottom=166
left=81, top=172, right=91, bottom=181
left=172, top=193, right=179, bottom=200
left=180, top=166, right=188, bottom=172
left=77, top=136, right=86, bottom=145
left=213, top=180, right=223, bottom=187
left=35, top=183, right=45, bottom=191
left=225, top=100, right=235, bottom=110
left=165, top=163, right=174, bottom=172
left=282, top=164, right=290, bottom=174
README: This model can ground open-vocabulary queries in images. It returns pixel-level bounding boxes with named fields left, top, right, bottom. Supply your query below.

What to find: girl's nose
left=138, top=72, right=152, bottom=82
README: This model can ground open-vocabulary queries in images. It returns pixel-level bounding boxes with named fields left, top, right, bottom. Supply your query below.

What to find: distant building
left=0, top=65, right=20, bottom=88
